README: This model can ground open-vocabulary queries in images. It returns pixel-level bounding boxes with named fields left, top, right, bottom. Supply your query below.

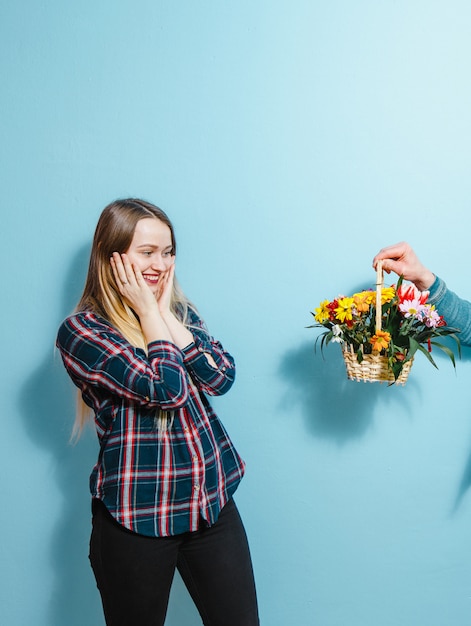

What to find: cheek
left=124, top=251, right=137, bottom=264
left=127, top=253, right=146, bottom=270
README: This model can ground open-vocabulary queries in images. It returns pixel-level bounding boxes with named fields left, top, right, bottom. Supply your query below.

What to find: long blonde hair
left=73, top=198, right=194, bottom=437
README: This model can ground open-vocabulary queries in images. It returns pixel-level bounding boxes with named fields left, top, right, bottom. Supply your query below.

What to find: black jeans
left=89, top=498, right=260, bottom=626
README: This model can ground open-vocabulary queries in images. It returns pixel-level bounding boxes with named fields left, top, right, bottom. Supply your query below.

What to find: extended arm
left=373, top=242, right=471, bottom=346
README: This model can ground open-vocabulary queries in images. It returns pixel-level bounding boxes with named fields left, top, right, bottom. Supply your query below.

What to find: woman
left=56, top=198, right=259, bottom=626
left=373, top=241, right=471, bottom=344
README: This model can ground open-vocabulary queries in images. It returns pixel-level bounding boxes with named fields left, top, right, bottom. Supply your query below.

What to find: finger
left=161, top=263, right=175, bottom=288
left=130, top=262, right=149, bottom=289
left=121, top=253, right=146, bottom=288
left=119, top=253, right=136, bottom=284
left=372, top=243, right=408, bottom=268
left=111, top=252, right=131, bottom=287
left=382, top=242, right=410, bottom=261
left=157, top=265, right=172, bottom=288
left=110, top=255, right=124, bottom=285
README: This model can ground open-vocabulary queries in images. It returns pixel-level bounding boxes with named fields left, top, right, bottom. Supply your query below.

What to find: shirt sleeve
left=427, top=275, right=471, bottom=346
left=180, top=309, right=236, bottom=396
left=56, top=313, right=189, bottom=409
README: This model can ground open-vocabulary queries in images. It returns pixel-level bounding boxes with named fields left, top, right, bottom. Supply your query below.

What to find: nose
left=150, top=253, right=167, bottom=271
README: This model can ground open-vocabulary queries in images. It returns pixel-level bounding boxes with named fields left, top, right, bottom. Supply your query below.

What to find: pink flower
left=420, top=305, right=446, bottom=328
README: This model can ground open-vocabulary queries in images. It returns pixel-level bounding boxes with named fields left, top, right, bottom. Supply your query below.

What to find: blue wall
left=2, top=2, right=471, bottom=624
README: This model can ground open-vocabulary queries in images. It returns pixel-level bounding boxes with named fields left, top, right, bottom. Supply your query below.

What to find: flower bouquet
left=309, top=261, right=460, bottom=384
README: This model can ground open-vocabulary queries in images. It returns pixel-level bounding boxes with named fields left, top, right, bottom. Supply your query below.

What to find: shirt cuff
left=180, top=341, right=200, bottom=362
left=147, top=340, right=184, bottom=362
left=427, top=275, right=447, bottom=305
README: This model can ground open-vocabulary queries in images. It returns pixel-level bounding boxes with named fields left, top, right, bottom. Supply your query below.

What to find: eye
left=162, top=250, right=173, bottom=258
left=141, top=250, right=152, bottom=256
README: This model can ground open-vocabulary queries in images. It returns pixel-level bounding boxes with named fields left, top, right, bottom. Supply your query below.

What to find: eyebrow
left=136, top=243, right=173, bottom=250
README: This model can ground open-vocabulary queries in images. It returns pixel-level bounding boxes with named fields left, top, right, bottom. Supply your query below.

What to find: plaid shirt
left=56, top=309, right=245, bottom=537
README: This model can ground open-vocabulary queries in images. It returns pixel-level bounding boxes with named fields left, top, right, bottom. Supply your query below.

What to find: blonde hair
left=72, top=198, right=195, bottom=438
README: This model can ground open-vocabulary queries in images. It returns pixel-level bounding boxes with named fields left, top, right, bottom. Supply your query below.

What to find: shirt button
left=192, top=455, right=198, bottom=462
left=194, top=484, right=200, bottom=491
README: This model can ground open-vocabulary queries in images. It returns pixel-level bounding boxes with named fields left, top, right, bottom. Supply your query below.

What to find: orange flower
left=353, top=291, right=371, bottom=313
left=369, top=330, right=391, bottom=352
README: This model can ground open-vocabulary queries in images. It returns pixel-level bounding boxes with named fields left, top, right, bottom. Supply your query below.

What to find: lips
left=143, top=273, right=160, bottom=284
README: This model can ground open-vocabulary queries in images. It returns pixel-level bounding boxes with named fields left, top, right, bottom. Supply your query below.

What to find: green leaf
left=415, top=343, right=439, bottom=369
left=406, top=337, right=420, bottom=361
left=429, top=340, right=457, bottom=368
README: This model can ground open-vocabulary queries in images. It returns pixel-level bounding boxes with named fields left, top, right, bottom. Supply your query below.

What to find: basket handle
left=375, top=261, right=384, bottom=332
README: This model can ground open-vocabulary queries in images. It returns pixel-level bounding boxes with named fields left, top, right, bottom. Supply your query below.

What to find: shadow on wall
left=279, top=340, right=471, bottom=512
left=279, top=341, right=418, bottom=445
left=451, top=345, right=471, bottom=513
left=18, top=245, right=199, bottom=626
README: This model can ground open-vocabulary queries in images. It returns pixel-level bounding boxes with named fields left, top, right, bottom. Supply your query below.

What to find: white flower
left=331, top=324, right=344, bottom=343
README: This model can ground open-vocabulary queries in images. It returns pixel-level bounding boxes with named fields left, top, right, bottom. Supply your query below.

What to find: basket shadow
left=279, top=341, right=418, bottom=445
left=306, top=278, right=471, bottom=503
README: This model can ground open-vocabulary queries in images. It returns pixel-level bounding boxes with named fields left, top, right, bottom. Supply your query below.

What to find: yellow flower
left=353, top=291, right=371, bottom=313
left=381, top=286, right=396, bottom=304
left=369, top=330, right=391, bottom=353
left=314, top=300, right=331, bottom=324
left=335, top=297, right=354, bottom=322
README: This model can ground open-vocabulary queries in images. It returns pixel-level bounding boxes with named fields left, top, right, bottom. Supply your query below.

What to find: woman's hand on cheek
left=110, top=252, right=160, bottom=317
left=156, top=262, right=175, bottom=315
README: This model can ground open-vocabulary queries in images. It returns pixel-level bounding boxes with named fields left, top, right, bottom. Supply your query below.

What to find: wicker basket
left=341, top=261, right=413, bottom=385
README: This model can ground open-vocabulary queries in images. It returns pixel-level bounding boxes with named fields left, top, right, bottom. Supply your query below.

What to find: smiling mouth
left=143, top=274, right=160, bottom=283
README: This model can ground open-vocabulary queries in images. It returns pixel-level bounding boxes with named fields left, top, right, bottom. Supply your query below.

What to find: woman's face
left=125, top=217, right=174, bottom=294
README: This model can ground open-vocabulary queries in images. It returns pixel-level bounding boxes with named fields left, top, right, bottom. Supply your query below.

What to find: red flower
left=328, top=299, right=338, bottom=321
left=397, top=284, right=428, bottom=305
